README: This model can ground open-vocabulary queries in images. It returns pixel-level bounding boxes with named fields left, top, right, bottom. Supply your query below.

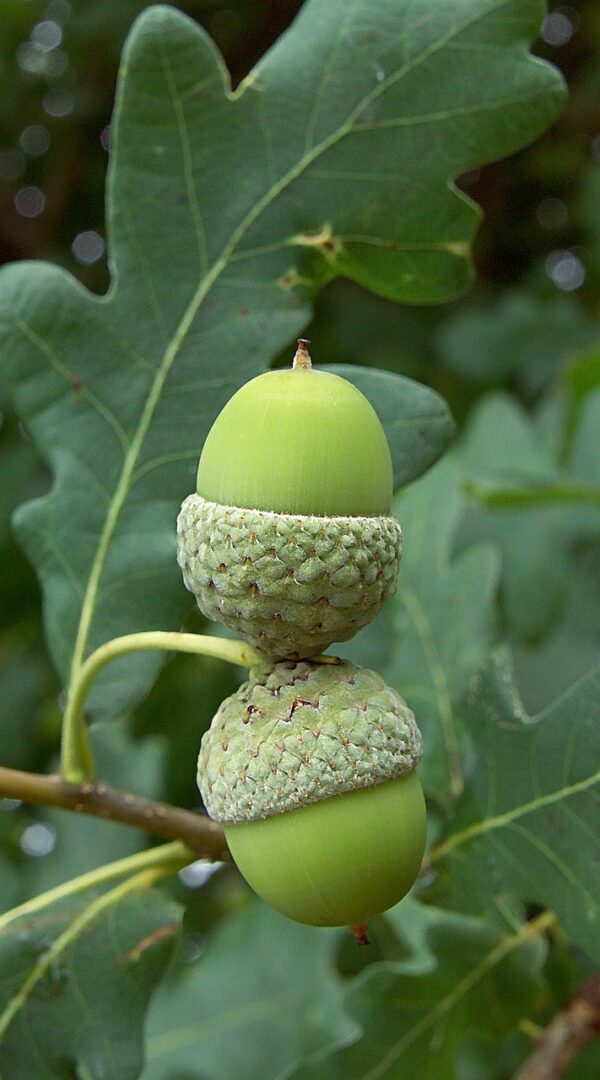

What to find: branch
left=0, top=764, right=227, bottom=858
left=514, top=973, right=600, bottom=1080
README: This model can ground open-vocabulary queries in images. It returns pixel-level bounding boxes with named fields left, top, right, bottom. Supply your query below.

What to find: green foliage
left=290, top=904, right=549, bottom=1079
left=457, top=390, right=600, bottom=643
left=430, top=654, right=600, bottom=962
left=143, top=903, right=352, bottom=1080
left=439, top=290, right=600, bottom=398
left=344, top=459, right=500, bottom=805
left=1, top=1, right=599, bottom=1078
left=0, top=0, right=564, bottom=723
left=388, top=460, right=500, bottom=803
left=0, top=887, right=181, bottom=1080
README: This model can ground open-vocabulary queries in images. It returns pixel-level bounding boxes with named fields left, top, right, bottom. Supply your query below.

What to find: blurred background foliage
left=0, top=2, right=599, bottom=1077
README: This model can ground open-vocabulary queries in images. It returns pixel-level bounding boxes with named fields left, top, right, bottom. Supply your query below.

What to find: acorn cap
left=196, top=342, right=393, bottom=517
left=177, top=495, right=402, bottom=659
left=198, top=658, right=423, bottom=824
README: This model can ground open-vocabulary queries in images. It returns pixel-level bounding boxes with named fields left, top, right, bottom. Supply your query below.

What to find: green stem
left=61, top=631, right=260, bottom=782
left=0, top=840, right=192, bottom=934
left=464, top=479, right=600, bottom=507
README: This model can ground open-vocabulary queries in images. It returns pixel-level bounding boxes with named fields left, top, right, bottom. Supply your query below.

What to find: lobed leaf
left=288, top=903, right=549, bottom=1080
left=0, top=1, right=565, bottom=719
left=430, top=654, right=600, bottom=961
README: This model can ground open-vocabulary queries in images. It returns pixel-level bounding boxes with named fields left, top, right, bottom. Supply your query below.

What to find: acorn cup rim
left=182, top=491, right=402, bottom=526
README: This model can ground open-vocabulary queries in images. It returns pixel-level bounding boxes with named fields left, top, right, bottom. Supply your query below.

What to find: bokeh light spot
left=20, top=124, right=51, bottom=157
left=16, top=42, right=48, bottom=75
left=15, top=186, right=46, bottom=218
left=72, top=230, right=105, bottom=264
left=43, top=88, right=74, bottom=117
left=43, top=48, right=68, bottom=78
left=20, top=822, right=56, bottom=857
left=545, top=249, right=585, bottom=291
left=541, top=9, right=575, bottom=47
left=32, top=20, right=63, bottom=52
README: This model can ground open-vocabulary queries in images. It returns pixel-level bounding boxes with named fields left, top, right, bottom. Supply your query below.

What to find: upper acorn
left=197, top=340, right=393, bottom=516
left=177, top=341, right=402, bottom=659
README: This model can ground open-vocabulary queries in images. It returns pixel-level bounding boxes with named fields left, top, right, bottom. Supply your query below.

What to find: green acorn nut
left=176, top=340, right=402, bottom=659
left=198, top=657, right=426, bottom=929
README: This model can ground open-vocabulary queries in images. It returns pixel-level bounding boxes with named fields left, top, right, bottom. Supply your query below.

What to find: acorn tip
left=292, top=339, right=312, bottom=369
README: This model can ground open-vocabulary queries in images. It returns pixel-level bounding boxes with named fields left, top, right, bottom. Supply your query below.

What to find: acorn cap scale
left=177, top=496, right=401, bottom=659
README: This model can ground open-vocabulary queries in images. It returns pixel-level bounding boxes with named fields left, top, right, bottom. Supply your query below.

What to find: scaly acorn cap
left=198, top=657, right=423, bottom=824
left=176, top=340, right=402, bottom=659
left=177, top=495, right=401, bottom=659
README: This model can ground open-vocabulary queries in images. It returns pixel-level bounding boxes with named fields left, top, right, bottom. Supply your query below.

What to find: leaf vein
left=158, top=37, right=209, bottom=276
left=432, top=768, right=600, bottom=860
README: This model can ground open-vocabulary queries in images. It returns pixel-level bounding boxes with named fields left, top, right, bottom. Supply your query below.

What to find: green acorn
left=198, top=657, right=426, bottom=930
left=176, top=341, right=402, bottom=660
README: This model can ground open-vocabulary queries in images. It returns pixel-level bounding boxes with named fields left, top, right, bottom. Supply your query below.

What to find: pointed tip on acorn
left=293, top=338, right=312, bottom=369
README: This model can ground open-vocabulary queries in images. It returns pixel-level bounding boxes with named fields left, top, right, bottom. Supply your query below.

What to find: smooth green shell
left=197, top=658, right=423, bottom=823
left=177, top=496, right=402, bottom=659
left=196, top=367, right=393, bottom=516
left=225, top=773, right=426, bottom=927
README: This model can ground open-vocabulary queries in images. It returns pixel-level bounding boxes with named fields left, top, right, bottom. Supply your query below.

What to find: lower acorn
left=198, top=657, right=426, bottom=930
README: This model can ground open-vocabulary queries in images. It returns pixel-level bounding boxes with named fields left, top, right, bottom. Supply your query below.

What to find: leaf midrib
left=431, top=767, right=600, bottom=860
left=68, top=0, right=526, bottom=686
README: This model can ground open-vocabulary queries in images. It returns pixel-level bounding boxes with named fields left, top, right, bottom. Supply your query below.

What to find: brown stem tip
left=293, top=338, right=312, bottom=369
left=350, top=922, right=370, bottom=946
